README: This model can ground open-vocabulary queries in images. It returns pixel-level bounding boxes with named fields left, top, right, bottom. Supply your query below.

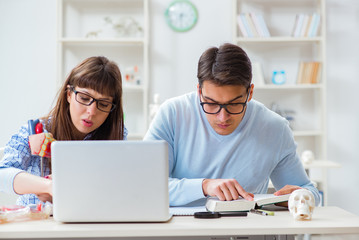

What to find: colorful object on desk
left=28, top=119, right=40, bottom=135
left=288, top=189, right=315, bottom=221
left=28, top=133, right=55, bottom=158
left=0, top=202, right=52, bottom=224
left=28, top=119, right=56, bottom=177
left=35, top=122, right=43, bottom=134
left=250, top=209, right=274, bottom=216
left=28, top=119, right=56, bottom=158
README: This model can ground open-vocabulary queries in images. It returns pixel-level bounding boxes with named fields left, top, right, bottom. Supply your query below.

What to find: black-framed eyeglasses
left=69, top=86, right=116, bottom=113
left=199, top=86, right=250, bottom=115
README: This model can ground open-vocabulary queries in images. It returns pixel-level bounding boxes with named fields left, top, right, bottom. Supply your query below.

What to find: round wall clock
left=165, top=0, right=198, bottom=32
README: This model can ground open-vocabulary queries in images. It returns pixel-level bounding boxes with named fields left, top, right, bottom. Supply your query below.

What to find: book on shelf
left=237, top=13, right=270, bottom=38
left=300, top=14, right=310, bottom=37
left=251, top=61, right=265, bottom=86
left=304, top=15, right=313, bottom=37
left=293, top=14, right=304, bottom=37
left=239, top=13, right=253, bottom=37
left=237, top=15, right=248, bottom=37
left=306, top=14, right=316, bottom=37
left=250, top=13, right=264, bottom=37
left=296, top=61, right=322, bottom=84
left=292, top=13, right=321, bottom=37
left=245, top=13, right=259, bottom=37
left=256, top=14, right=270, bottom=37
left=309, top=13, right=321, bottom=37
left=205, top=194, right=290, bottom=212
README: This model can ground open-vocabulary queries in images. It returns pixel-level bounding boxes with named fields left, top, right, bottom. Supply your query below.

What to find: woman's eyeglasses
left=69, top=86, right=116, bottom=113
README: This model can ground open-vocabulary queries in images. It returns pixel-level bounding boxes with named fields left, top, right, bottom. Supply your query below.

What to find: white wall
left=0, top=0, right=57, bottom=148
left=326, top=0, right=359, bottom=214
left=149, top=0, right=233, bottom=101
left=0, top=0, right=358, bottom=215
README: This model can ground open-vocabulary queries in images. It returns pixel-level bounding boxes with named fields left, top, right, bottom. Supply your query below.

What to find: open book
left=205, top=194, right=290, bottom=212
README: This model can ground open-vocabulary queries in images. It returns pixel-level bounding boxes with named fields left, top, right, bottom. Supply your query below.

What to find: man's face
left=198, top=81, right=253, bottom=135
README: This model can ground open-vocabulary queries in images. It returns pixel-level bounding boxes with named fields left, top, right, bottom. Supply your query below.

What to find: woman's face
left=67, top=86, right=113, bottom=139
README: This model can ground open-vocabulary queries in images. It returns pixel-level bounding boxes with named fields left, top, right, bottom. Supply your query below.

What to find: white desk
left=1, top=207, right=359, bottom=239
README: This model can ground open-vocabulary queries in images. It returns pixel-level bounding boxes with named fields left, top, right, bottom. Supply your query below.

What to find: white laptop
left=51, top=140, right=171, bottom=222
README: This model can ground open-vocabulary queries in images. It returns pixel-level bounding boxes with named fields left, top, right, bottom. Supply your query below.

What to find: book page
left=205, top=197, right=255, bottom=212
left=254, top=194, right=290, bottom=206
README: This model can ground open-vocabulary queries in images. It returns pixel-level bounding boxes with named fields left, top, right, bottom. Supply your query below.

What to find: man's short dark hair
left=197, top=43, right=252, bottom=88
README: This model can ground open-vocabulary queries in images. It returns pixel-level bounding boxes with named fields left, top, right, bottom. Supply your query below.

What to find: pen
left=250, top=209, right=274, bottom=216
left=260, top=210, right=275, bottom=216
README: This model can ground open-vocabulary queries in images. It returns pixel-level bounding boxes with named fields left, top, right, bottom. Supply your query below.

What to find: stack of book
left=296, top=61, right=322, bottom=84
left=291, top=13, right=321, bottom=37
left=237, top=13, right=271, bottom=38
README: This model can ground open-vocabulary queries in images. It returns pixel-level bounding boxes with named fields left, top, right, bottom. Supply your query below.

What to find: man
left=144, top=43, right=320, bottom=207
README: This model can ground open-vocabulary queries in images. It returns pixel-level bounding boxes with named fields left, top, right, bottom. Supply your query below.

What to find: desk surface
left=1, top=206, right=359, bottom=239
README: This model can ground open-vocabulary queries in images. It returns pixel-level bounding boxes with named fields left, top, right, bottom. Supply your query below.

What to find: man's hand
left=202, top=179, right=254, bottom=201
left=273, top=185, right=302, bottom=207
left=274, top=185, right=302, bottom=196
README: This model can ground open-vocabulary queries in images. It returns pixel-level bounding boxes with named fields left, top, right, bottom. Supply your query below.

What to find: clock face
left=165, top=0, right=198, bottom=32
left=272, top=71, right=286, bottom=85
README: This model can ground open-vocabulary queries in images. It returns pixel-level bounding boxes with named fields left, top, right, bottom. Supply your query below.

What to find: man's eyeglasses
left=199, top=87, right=250, bottom=115
left=69, top=86, right=116, bottom=113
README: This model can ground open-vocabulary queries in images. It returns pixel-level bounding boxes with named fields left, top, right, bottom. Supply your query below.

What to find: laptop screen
left=51, top=140, right=171, bottom=222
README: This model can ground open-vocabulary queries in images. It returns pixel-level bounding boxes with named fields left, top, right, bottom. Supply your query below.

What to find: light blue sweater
left=144, top=91, right=320, bottom=206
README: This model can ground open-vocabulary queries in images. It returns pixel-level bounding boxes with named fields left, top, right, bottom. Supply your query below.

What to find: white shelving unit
left=233, top=0, right=339, bottom=205
left=57, top=0, right=149, bottom=139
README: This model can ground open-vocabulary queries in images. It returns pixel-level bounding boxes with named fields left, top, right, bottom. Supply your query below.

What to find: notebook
left=51, top=140, right=171, bottom=222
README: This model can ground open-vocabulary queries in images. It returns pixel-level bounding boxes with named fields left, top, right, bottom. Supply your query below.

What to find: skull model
left=301, top=150, right=315, bottom=164
left=288, top=189, right=315, bottom=220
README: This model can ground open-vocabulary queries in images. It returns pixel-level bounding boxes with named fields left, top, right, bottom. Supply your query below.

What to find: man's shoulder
left=165, top=91, right=196, bottom=102
left=249, top=99, right=288, bottom=127
left=162, top=92, right=197, bottom=110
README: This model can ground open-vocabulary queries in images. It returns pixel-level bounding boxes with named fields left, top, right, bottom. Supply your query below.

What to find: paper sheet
left=169, top=206, right=207, bottom=216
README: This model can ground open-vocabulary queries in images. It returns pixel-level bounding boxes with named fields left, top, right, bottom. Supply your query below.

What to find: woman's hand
left=36, top=192, right=53, bottom=203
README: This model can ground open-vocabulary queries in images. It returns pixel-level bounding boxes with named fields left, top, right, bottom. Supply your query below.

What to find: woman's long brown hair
left=45, top=56, right=124, bottom=140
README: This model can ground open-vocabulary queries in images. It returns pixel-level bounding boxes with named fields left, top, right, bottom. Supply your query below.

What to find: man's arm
left=270, top=123, right=321, bottom=206
left=144, top=103, right=206, bottom=206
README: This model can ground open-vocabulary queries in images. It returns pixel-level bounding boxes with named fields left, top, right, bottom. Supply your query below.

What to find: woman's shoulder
left=14, top=123, right=31, bottom=139
left=2, top=123, right=32, bottom=165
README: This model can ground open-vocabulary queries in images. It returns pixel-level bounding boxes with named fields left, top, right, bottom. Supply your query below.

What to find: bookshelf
left=232, top=0, right=338, bottom=205
left=57, top=0, right=149, bottom=139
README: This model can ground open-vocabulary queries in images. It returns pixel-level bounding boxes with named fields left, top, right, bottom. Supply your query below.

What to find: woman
left=0, top=56, right=127, bottom=206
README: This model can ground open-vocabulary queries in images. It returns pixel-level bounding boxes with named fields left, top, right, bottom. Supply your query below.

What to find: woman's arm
left=13, top=172, right=52, bottom=202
